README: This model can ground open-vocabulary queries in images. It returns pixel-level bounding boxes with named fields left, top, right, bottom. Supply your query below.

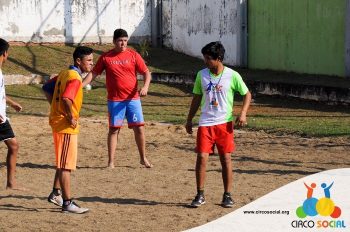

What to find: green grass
left=5, top=82, right=350, bottom=137
left=248, top=116, right=350, bottom=137
left=5, top=82, right=197, bottom=122
left=3, top=44, right=350, bottom=137
left=3, top=44, right=204, bottom=76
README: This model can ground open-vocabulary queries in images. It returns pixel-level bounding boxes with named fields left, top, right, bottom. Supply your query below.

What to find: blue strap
left=69, top=65, right=82, bottom=76
left=42, top=79, right=56, bottom=95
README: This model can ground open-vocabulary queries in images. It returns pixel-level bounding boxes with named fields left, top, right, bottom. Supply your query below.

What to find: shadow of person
left=76, top=196, right=187, bottom=208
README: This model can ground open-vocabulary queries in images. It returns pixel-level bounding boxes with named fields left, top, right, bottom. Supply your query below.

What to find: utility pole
left=240, top=0, right=248, bottom=68
left=151, top=0, right=162, bottom=47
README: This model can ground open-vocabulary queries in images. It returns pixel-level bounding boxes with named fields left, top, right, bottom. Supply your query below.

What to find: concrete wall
left=148, top=73, right=350, bottom=105
left=162, top=0, right=244, bottom=66
left=0, top=0, right=151, bottom=44
left=248, top=0, right=346, bottom=77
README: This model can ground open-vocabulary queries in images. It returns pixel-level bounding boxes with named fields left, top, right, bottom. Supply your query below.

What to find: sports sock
left=197, top=189, right=204, bottom=196
left=63, top=199, right=72, bottom=206
left=52, top=188, right=61, bottom=196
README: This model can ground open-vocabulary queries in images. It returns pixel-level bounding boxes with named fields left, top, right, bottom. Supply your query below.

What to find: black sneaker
left=221, top=193, right=234, bottom=208
left=190, top=194, right=205, bottom=208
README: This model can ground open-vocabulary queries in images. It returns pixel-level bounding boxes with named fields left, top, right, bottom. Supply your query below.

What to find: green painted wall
left=248, top=0, right=346, bottom=77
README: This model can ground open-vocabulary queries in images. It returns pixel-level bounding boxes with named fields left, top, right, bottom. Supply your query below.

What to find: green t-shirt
left=193, top=66, right=248, bottom=126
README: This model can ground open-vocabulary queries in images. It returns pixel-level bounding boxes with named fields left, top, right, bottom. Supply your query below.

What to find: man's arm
left=61, top=79, right=81, bottom=129
left=62, top=97, right=77, bottom=128
left=235, top=91, right=251, bottom=127
left=139, top=70, right=151, bottom=96
left=186, top=94, right=202, bottom=134
left=0, top=96, right=22, bottom=123
left=82, top=72, right=98, bottom=87
left=6, top=96, right=22, bottom=112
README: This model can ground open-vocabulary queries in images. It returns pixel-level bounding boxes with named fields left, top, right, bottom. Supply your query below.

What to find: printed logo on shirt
left=110, top=60, right=129, bottom=65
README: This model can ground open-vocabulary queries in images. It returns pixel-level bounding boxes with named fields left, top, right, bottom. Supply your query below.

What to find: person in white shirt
left=0, top=38, right=23, bottom=190
left=186, top=41, right=251, bottom=208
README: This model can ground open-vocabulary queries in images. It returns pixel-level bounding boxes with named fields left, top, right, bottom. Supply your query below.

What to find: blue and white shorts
left=108, top=99, right=145, bottom=128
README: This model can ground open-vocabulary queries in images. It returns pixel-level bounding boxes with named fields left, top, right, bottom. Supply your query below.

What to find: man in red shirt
left=83, top=28, right=152, bottom=169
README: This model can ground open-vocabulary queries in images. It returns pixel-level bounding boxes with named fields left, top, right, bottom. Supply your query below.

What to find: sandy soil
left=0, top=115, right=349, bottom=231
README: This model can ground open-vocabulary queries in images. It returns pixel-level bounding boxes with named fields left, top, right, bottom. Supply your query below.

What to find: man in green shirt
left=186, top=41, right=251, bottom=208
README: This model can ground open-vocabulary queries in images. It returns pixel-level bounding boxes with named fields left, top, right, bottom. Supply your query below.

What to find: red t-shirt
left=92, top=48, right=148, bottom=101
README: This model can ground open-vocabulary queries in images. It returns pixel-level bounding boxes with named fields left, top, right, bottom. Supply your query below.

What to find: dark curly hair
left=0, top=38, right=9, bottom=56
left=201, top=41, right=225, bottom=61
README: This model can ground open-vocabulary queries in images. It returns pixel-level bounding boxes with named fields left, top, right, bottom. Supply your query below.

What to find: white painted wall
left=162, top=0, right=243, bottom=66
left=0, top=0, right=151, bottom=43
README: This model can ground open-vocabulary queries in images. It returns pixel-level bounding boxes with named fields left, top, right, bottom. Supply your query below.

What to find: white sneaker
left=62, top=201, right=89, bottom=214
left=48, top=192, right=63, bottom=207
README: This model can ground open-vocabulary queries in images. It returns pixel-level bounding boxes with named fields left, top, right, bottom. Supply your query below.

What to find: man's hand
left=235, top=114, right=248, bottom=128
left=6, top=97, right=22, bottom=112
left=186, top=121, right=193, bottom=134
left=0, top=115, right=4, bottom=124
left=139, top=86, right=149, bottom=96
left=235, top=91, right=251, bottom=128
left=11, top=102, right=22, bottom=112
left=67, top=117, right=77, bottom=129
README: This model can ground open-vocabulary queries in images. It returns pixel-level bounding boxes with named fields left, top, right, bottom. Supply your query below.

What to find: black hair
left=0, top=38, right=9, bottom=56
left=201, top=41, right=225, bottom=61
left=73, top=46, right=93, bottom=62
left=113, top=28, right=128, bottom=40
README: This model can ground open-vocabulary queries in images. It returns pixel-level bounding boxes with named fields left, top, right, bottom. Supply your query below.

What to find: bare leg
left=4, top=138, right=23, bottom=190
left=59, top=169, right=71, bottom=200
left=53, top=169, right=60, bottom=189
left=195, top=153, right=209, bottom=191
left=219, top=153, right=233, bottom=193
left=107, top=127, right=120, bottom=168
left=132, top=126, right=152, bottom=168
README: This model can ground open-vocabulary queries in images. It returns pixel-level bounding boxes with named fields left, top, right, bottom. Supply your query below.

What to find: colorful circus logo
left=296, top=182, right=342, bottom=219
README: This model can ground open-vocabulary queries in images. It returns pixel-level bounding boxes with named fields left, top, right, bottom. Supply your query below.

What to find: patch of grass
left=5, top=83, right=350, bottom=137
left=5, top=82, right=199, bottom=121
left=4, top=44, right=349, bottom=90
left=4, top=45, right=107, bottom=76
left=3, top=44, right=349, bottom=137
left=145, top=47, right=204, bottom=74
left=4, top=44, right=204, bottom=76
left=248, top=116, right=350, bottom=137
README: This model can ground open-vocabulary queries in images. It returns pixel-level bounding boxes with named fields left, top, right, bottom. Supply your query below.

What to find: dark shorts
left=0, top=120, right=15, bottom=142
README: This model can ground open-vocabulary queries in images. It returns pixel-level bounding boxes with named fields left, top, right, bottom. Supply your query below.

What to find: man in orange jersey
left=83, top=28, right=152, bottom=169
left=42, top=46, right=93, bottom=214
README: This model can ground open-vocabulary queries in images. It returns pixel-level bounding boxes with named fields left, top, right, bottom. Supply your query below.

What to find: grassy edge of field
left=4, top=82, right=350, bottom=138
left=2, top=44, right=349, bottom=137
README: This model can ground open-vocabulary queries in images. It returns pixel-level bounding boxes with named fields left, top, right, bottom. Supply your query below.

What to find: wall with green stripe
left=248, top=0, right=346, bottom=77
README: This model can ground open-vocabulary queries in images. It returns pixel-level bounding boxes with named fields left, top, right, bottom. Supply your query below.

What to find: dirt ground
left=0, top=115, right=349, bottom=232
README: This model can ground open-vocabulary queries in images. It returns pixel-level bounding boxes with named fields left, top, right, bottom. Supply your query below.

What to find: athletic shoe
left=190, top=194, right=206, bottom=208
left=62, top=201, right=89, bottom=214
left=48, top=191, right=63, bottom=207
left=221, top=193, right=234, bottom=208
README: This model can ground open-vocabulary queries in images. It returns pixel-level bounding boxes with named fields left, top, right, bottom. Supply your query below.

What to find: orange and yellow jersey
left=49, top=69, right=83, bottom=134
